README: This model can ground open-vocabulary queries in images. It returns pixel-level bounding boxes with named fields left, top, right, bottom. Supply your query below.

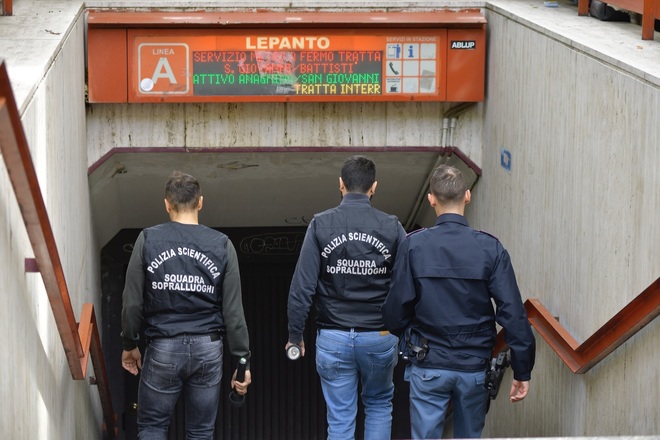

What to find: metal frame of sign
left=87, top=11, right=486, bottom=103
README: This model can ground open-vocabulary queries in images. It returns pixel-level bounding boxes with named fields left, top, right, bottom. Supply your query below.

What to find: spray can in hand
left=287, top=343, right=302, bottom=361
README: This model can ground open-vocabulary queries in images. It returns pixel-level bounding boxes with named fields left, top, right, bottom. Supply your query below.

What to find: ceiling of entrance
left=89, top=148, right=477, bottom=247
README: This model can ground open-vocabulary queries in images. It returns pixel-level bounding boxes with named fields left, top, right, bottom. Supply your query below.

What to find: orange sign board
left=127, top=29, right=452, bottom=102
left=86, top=11, right=486, bottom=103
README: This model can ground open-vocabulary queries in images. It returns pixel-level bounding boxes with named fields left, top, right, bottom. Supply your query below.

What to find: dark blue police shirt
left=382, top=213, right=535, bottom=381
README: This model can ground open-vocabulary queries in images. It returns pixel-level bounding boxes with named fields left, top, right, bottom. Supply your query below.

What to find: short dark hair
left=429, top=165, right=467, bottom=205
left=165, top=171, right=201, bottom=212
left=341, top=155, right=376, bottom=193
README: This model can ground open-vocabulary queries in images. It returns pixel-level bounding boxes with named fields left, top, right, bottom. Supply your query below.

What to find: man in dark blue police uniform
left=121, top=171, right=252, bottom=439
left=286, top=155, right=406, bottom=440
left=382, top=165, right=535, bottom=439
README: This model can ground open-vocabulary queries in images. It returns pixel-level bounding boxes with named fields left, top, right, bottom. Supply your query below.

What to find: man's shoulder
left=201, top=226, right=229, bottom=243
left=405, top=227, right=427, bottom=239
left=314, top=203, right=402, bottom=229
left=145, top=222, right=169, bottom=230
left=143, top=222, right=170, bottom=236
left=474, top=228, right=501, bottom=243
left=313, top=206, right=337, bottom=218
left=371, top=206, right=401, bottom=222
left=315, top=203, right=394, bottom=220
left=472, top=229, right=508, bottom=256
left=146, top=222, right=227, bottom=240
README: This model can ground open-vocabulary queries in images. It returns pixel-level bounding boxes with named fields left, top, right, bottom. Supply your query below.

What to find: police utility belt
left=399, top=328, right=510, bottom=400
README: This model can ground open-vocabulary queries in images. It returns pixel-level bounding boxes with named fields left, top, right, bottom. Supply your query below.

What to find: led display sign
left=129, top=30, right=447, bottom=102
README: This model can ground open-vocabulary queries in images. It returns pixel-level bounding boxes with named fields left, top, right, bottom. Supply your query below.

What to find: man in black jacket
left=286, top=155, right=406, bottom=440
left=383, top=165, right=535, bottom=439
left=121, top=171, right=251, bottom=439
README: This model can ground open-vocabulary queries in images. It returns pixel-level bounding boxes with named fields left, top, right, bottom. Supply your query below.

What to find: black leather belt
left=206, top=332, right=221, bottom=342
left=321, top=327, right=388, bottom=333
left=149, top=332, right=221, bottom=342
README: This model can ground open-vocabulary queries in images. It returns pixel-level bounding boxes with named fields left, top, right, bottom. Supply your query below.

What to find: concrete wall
left=0, top=11, right=103, bottom=440
left=475, top=4, right=660, bottom=437
left=86, top=101, right=483, bottom=248
left=87, top=101, right=483, bottom=166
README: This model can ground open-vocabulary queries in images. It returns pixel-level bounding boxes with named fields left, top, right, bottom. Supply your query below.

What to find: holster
left=485, top=351, right=510, bottom=399
left=399, top=328, right=429, bottom=362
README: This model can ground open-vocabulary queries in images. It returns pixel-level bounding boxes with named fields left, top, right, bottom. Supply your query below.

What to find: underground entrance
left=91, top=149, right=479, bottom=439
left=101, top=226, right=411, bottom=440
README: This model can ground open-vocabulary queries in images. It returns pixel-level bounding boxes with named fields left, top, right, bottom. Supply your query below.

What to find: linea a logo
left=450, top=41, right=476, bottom=50
left=137, top=43, right=190, bottom=94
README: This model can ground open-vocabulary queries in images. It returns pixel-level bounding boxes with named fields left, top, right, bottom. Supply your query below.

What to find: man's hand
left=231, top=369, right=252, bottom=395
left=510, top=379, right=529, bottom=402
left=122, top=348, right=142, bottom=375
left=285, top=340, right=306, bottom=357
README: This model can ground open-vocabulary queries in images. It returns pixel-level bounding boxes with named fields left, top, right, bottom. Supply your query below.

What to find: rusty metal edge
left=492, top=278, right=660, bottom=375
left=0, top=61, right=84, bottom=375
left=1, top=0, right=12, bottom=16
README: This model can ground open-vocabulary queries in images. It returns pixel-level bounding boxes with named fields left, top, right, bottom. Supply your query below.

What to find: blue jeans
left=137, top=334, right=223, bottom=440
left=315, top=329, right=398, bottom=440
left=405, top=364, right=488, bottom=439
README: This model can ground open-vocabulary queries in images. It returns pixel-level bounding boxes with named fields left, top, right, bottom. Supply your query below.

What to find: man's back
left=405, top=214, right=501, bottom=330
left=121, top=171, right=252, bottom=439
left=289, top=192, right=405, bottom=332
left=286, top=155, right=406, bottom=440
left=141, top=221, right=228, bottom=338
left=382, top=164, right=535, bottom=439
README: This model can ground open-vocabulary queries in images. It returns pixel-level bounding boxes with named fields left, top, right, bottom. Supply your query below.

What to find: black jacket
left=287, top=193, right=406, bottom=343
left=122, top=222, right=250, bottom=364
left=141, top=222, right=228, bottom=339
left=382, top=213, right=535, bottom=381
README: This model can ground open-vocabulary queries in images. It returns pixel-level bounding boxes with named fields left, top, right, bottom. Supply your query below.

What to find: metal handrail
left=493, top=277, right=660, bottom=374
left=1, top=0, right=12, bottom=16
left=0, top=61, right=117, bottom=438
